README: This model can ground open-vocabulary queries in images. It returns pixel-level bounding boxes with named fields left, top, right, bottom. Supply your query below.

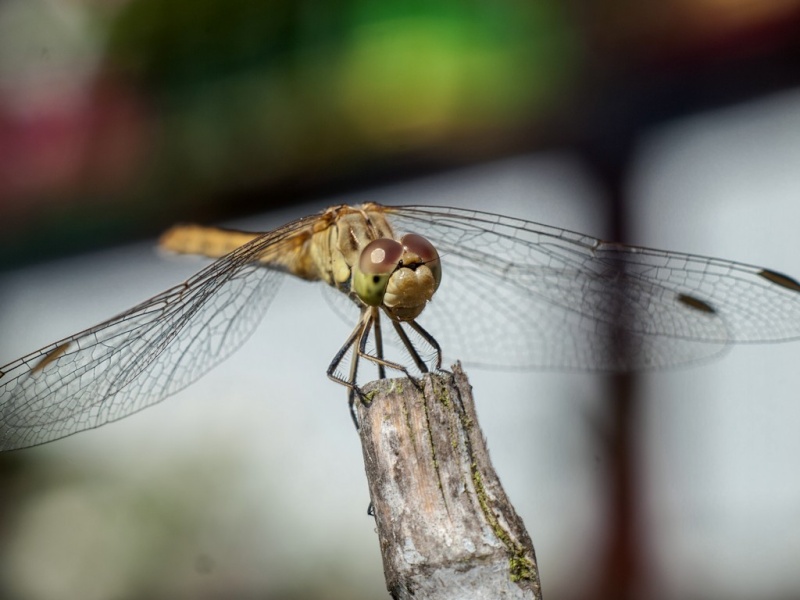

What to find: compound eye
left=360, top=238, right=403, bottom=275
left=401, top=233, right=442, bottom=291
left=354, top=238, right=403, bottom=306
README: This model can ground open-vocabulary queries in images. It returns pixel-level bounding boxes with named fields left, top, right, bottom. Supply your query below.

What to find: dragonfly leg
left=347, top=386, right=362, bottom=430
left=406, top=319, right=443, bottom=371
left=326, top=317, right=363, bottom=389
left=346, top=313, right=378, bottom=429
left=373, top=312, right=386, bottom=380
left=327, top=309, right=430, bottom=428
left=357, top=319, right=417, bottom=382
left=390, top=320, right=429, bottom=375
left=327, top=308, right=387, bottom=429
left=327, top=313, right=368, bottom=430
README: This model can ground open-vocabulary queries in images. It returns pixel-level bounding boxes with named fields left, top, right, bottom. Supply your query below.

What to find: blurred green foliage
left=105, top=0, right=576, bottom=213
left=0, top=0, right=579, bottom=265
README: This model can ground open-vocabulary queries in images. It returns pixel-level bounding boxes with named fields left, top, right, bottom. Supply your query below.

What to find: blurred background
left=2, top=1, right=800, bottom=599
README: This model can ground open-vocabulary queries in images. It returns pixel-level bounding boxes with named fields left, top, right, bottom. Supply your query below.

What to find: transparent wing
left=385, top=205, right=800, bottom=370
left=0, top=216, right=317, bottom=451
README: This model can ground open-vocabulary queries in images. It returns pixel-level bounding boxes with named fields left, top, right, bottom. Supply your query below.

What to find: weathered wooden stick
left=357, top=364, right=542, bottom=600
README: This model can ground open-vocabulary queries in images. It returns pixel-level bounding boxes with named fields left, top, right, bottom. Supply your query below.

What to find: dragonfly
left=2, top=203, right=800, bottom=451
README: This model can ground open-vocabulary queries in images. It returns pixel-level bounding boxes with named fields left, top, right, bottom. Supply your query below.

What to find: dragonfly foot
left=348, top=387, right=362, bottom=431
left=408, top=376, right=424, bottom=392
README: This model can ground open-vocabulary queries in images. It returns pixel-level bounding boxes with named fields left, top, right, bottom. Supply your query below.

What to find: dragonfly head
left=353, top=233, right=441, bottom=321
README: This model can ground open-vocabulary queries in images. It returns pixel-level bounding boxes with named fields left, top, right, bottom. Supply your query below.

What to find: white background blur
left=2, top=87, right=800, bottom=599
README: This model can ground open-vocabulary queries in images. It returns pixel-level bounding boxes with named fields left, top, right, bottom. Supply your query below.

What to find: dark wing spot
left=677, top=293, right=716, bottom=314
left=373, top=275, right=380, bottom=283
left=758, top=269, right=800, bottom=293
left=32, top=342, right=71, bottom=374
